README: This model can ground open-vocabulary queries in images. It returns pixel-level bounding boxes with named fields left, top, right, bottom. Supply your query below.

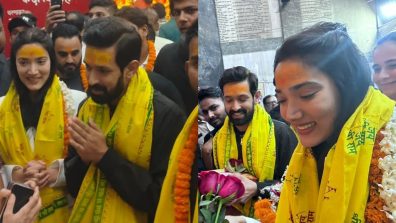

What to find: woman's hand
left=24, top=161, right=48, bottom=188
left=2, top=185, right=41, bottom=223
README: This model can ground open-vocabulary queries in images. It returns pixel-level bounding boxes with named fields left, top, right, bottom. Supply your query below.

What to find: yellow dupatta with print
left=154, top=106, right=199, bottom=223
left=276, top=87, right=395, bottom=223
left=213, top=104, right=276, bottom=217
left=0, top=77, right=69, bottom=223
left=68, top=67, right=154, bottom=223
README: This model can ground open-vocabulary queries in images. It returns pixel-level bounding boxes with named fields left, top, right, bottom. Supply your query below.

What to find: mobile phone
left=51, top=0, right=62, bottom=9
left=0, top=183, right=34, bottom=218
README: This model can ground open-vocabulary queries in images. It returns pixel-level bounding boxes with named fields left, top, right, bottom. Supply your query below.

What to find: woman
left=0, top=28, right=86, bottom=222
left=274, top=22, right=396, bottom=222
left=372, top=31, right=396, bottom=101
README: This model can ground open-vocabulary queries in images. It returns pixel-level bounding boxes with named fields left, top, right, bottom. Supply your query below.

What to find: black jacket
left=65, top=91, right=186, bottom=223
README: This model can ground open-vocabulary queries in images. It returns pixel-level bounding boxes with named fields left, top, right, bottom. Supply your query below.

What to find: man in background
left=52, top=23, right=86, bottom=91
left=154, top=0, right=198, bottom=115
left=263, top=94, right=278, bottom=113
left=8, top=13, right=36, bottom=44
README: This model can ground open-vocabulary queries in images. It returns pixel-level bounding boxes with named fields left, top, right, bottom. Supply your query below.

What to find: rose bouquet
left=225, top=158, right=283, bottom=223
left=198, top=170, right=245, bottom=223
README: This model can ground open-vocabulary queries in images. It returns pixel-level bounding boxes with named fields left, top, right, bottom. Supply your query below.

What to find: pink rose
left=229, top=158, right=243, bottom=167
left=218, top=175, right=245, bottom=200
left=198, top=171, right=220, bottom=194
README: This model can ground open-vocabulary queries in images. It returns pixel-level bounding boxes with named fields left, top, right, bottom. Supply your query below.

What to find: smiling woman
left=0, top=28, right=86, bottom=223
left=274, top=22, right=396, bottom=222
left=372, top=31, right=396, bottom=101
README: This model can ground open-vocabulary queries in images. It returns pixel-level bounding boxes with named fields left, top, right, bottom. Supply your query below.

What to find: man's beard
left=87, top=75, right=125, bottom=105
left=227, top=105, right=254, bottom=127
left=57, top=61, right=81, bottom=79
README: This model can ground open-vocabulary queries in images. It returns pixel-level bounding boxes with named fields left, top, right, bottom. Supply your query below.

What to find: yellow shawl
left=0, top=77, right=69, bottom=223
left=213, top=104, right=276, bottom=217
left=68, top=67, right=154, bottom=223
left=276, top=87, right=395, bottom=223
left=154, top=106, right=198, bottom=223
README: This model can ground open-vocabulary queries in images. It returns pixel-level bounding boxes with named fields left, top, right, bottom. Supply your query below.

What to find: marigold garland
left=254, top=199, right=276, bottom=223
left=174, top=121, right=198, bottom=223
left=80, top=64, right=88, bottom=91
left=365, top=128, right=388, bottom=222
left=145, top=40, right=156, bottom=73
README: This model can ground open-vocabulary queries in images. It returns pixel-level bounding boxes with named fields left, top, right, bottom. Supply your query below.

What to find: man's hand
left=45, top=5, right=65, bottom=32
left=228, top=172, right=257, bottom=204
left=201, top=137, right=214, bottom=169
left=68, top=117, right=109, bottom=164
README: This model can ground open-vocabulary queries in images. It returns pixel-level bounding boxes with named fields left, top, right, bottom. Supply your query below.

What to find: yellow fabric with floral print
left=213, top=104, right=276, bottom=217
left=68, top=67, right=154, bottom=223
left=0, top=77, right=69, bottom=223
left=276, top=87, right=395, bottom=223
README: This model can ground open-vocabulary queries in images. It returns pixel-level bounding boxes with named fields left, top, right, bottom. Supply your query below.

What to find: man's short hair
left=66, top=11, right=87, bottom=33
left=198, top=87, right=222, bottom=103
left=89, top=0, right=117, bottom=14
left=152, top=3, right=166, bottom=19
left=114, top=7, right=149, bottom=29
left=52, top=23, right=82, bottom=43
left=83, top=17, right=142, bottom=72
left=263, top=95, right=274, bottom=105
left=219, top=66, right=258, bottom=97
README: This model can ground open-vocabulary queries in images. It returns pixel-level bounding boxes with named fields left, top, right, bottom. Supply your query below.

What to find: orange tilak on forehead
left=85, top=47, right=112, bottom=65
left=17, top=44, right=47, bottom=58
left=223, top=81, right=250, bottom=96
left=275, top=61, right=306, bottom=87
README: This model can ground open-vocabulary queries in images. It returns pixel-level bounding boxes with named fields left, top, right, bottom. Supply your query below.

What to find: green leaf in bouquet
left=221, top=193, right=236, bottom=204
left=199, top=199, right=215, bottom=207
left=200, top=208, right=213, bottom=223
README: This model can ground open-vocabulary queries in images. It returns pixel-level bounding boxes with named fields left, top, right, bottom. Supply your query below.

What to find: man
left=0, top=4, right=11, bottom=96
left=65, top=17, right=185, bottom=223
left=8, top=13, right=36, bottom=44
left=213, top=66, right=297, bottom=217
left=263, top=94, right=278, bottom=113
left=198, top=87, right=227, bottom=169
left=114, top=7, right=185, bottom=110
left=52, top=23, right=86, bottom=91
left=154, top=0, right=198, bottom=115
left=198, top=87, right=226, bottom=129
left=87, top=0, right=117, bottom=20
left=154, top=19, right=198, bottom=223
